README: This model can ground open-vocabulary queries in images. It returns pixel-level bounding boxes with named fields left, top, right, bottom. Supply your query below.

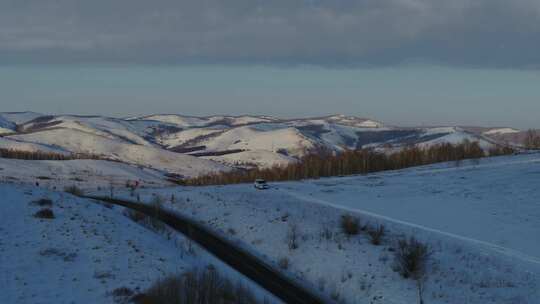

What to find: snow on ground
left=0, top=116, right=16, bottom=134
left=323, top=115, right=384, bottom=128
left=25, top=116, right=155, bottom=147
left=159, top=127, right=225, bottom=148
left=8, top=128, right=229, bottom=177
left=0, top=137, right=70, bottom=155
left=197, top=126, right=314, bottom=157
left=0, top=184, right=280, bottom=304
left=280, top=154, right=540, bottom=260
left=107, top=153, right=540, bottom=304
left=419, top=128, right=494, bottom=150
left=0, top=158, right=171, bottom=189
left=483, top=128, right=521, bottom=135
left=203, top=150, right=297, bottom=169
left=0, top=127, right=12, bottom=135
left=0, top=184, right=194, bottom=304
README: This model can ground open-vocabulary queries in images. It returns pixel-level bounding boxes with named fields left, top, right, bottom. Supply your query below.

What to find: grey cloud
left=1, top=0, right=539, bottom=67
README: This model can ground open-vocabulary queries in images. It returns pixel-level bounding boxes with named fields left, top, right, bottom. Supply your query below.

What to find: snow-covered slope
left=192, top=125, right=315, bottom=157
left=159, top=127, right=226, bottom=149
left=0, top=116, right=16, bottom=134
left=0, top=183, right=277, bottom=304
left=203, top=150, right=298, bottom=169
left=0, top=137, right=70, bottom=154
left=0, top=184, right=197, bottom=304
left=416, top=127, right=494, bottom=150
left=0, top=158, right=170, bottom=189
left=9, top=128, right=228, bottom=177
left=20, top=115, right=155, bottom=146
left=109, top=153, right=540, bottom=304
left=132, top=114, right=276, bottom=128
left=483, top=127, right=520, bottom=135
left=308, top=114, right=384, bottom=128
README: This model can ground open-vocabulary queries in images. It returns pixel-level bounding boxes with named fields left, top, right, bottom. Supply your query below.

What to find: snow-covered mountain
left=0, top=117, right=16, bottom=134
left=0, top=112, right=512, bottom=174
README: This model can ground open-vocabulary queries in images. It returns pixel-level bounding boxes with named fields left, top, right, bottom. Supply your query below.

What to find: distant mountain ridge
left=0, top=111, right=526, bottom=173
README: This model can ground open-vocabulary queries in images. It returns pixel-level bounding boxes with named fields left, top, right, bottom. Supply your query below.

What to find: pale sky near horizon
left=1, top=1, right=539, bottom=128
left=1, top=65, right=539, bottom=129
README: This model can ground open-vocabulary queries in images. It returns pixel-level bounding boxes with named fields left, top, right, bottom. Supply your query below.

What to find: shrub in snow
left=126, top=209, right=147, bottom=223
left=32, top=198, right=53, bottom=207
left=109, top=287, right=134, bottom=304
left=278, top=257, right=290, bottom=270
left=34, top=208, right=55, bottom=219
left=125, top=208, right=165, bottom=233
left=287, top=223, right=299, bottom=250
left=394, top=237, right=430, bottom=280
left=367, top=225, right=386, bottom=246
left=329, top=284, right=342, bottom=303
left=151, top=195, right=165, bottom=210
left=320, top=224, right=333, bottom=241
left=94, top=271, right=115, bottom=280
left=340, top=214, right=360, bottom=236
left=64, top=185, right=84, bottom=196
left=317, top=278, right=326, bottom=292
left=134, top=266, right=263, bottom=304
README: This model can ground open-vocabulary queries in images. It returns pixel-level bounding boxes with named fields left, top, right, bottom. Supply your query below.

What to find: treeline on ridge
left=183, top=140, right=514, bottom=186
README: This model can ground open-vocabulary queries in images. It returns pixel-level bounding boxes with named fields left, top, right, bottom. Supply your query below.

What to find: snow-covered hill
left=130, top=114, right=277, bottom=128
left=9, top=128, right=228, bottom=177
left=0, top=112, right=515, bottom=176
left=482, top=127, right=520, bottom=136
left=0, top=184, right=198, bottom=304
left=0, top=158, right=171, bottom=189
left=0, top=116, right=16, bottom=134
left=0, top=184, right=276, bottom=304
left=0, top=137, right=70, bottom=155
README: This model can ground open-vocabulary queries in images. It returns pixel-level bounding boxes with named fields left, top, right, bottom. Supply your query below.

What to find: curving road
left=83, top=195, right=332, bottom=304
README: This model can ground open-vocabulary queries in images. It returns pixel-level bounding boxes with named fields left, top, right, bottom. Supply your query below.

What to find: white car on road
left=254, top=179, right=269, bottom=190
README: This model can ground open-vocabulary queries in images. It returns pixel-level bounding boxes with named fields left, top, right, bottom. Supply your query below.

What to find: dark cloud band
left=1, top=0, right=539, bottom=67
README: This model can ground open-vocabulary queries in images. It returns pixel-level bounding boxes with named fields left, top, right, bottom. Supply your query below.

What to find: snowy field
left=107, top=153, right=540, bottom=304
left=280, top=153, right=540, bottom=260
left=0, top=184, right=277, bottom=304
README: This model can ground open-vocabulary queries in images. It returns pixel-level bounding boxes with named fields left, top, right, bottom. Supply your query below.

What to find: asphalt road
left=84, top=195, right=332, bottom=304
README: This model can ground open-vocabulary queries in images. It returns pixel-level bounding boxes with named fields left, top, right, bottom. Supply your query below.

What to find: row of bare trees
left=524, top=129, right=540, bottom=149
left=183, top=140, right=514, bottom=186
left=0, top=148, right=101, bottom=161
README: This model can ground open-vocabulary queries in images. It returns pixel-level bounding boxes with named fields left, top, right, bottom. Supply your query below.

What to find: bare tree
left=524, top=129, right=540, bottom=149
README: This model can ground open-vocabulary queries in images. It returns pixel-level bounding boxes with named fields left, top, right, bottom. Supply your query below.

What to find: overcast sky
left=0, top=0, right=539, bottom=127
